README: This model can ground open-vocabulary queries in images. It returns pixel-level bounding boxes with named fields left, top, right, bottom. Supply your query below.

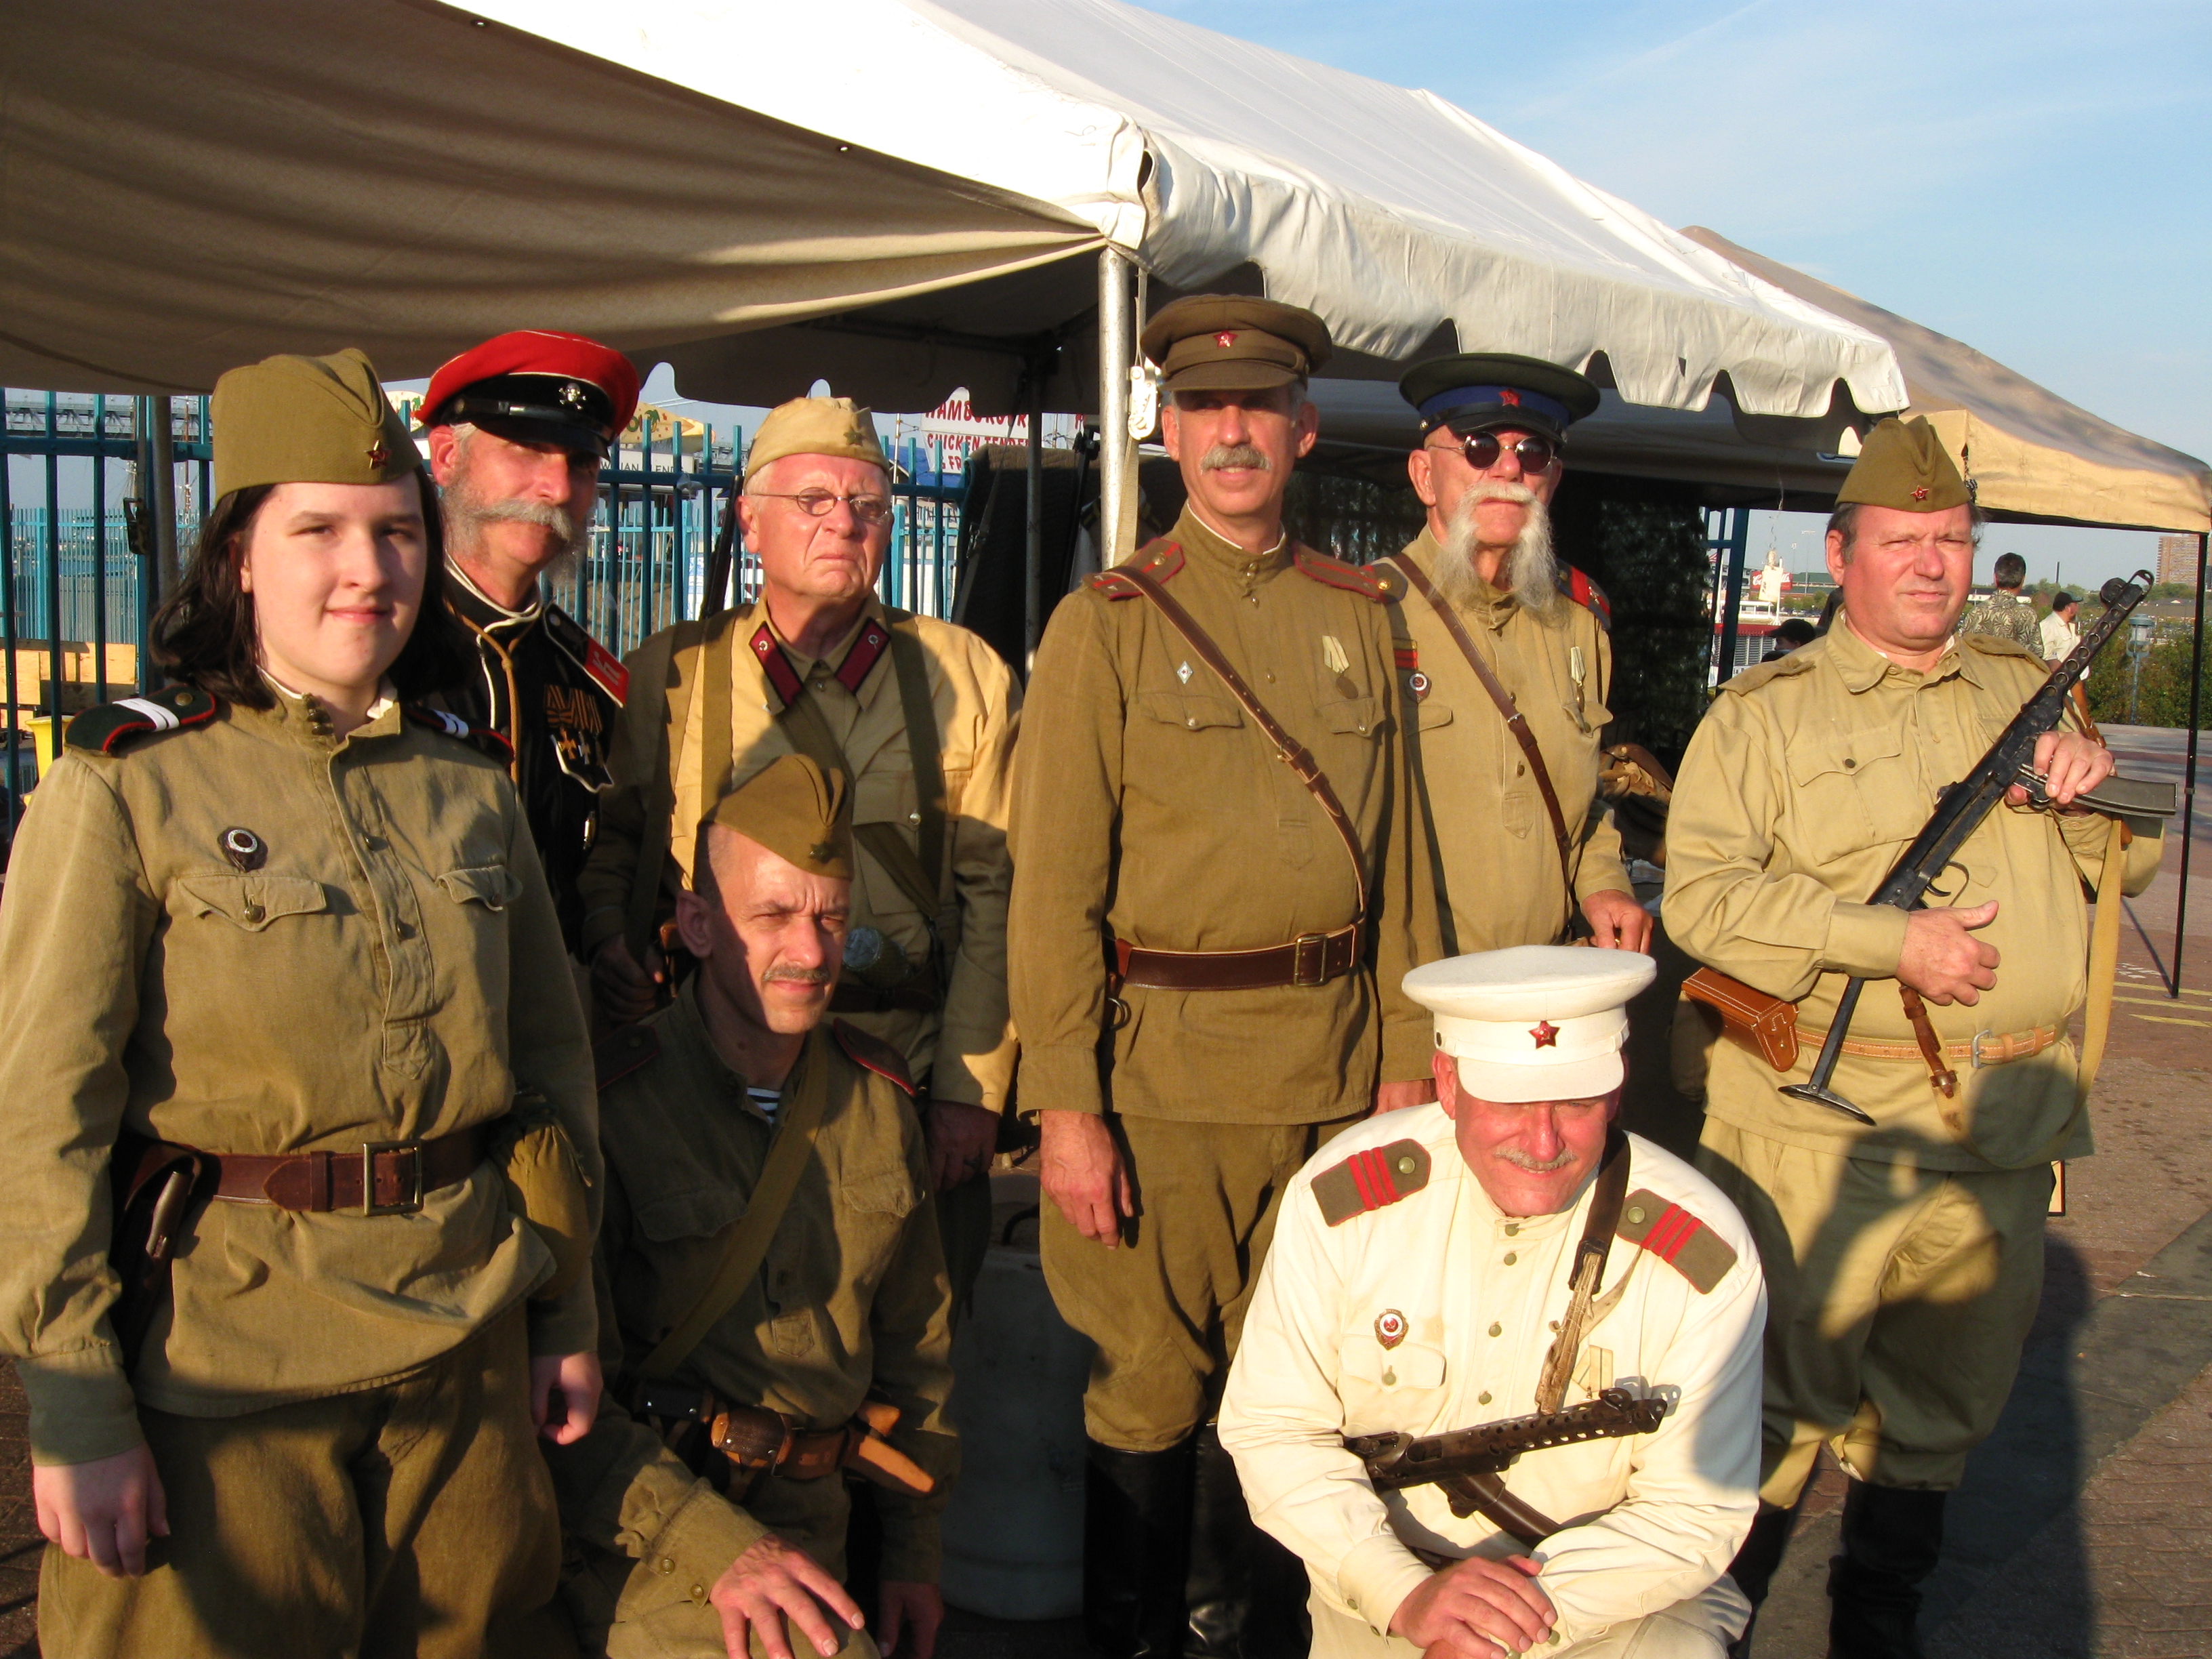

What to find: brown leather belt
left=1111, top=923, right=1362, bottom=992
left=205, top=1126, right=488, bottom=1215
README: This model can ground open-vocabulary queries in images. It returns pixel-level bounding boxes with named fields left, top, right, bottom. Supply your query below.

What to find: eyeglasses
left=749, top=489, right=894, bottom=527
left=1431, top=431, right=1561, bottom=474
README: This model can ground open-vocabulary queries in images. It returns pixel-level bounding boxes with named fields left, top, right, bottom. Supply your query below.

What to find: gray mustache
left=764, top=964, right=834, bottom=987
left=1200, top=444, right=1271, bottom=473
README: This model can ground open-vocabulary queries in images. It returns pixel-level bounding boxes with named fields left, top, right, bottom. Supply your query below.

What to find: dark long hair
left=152, top=471, right=470, bottom=707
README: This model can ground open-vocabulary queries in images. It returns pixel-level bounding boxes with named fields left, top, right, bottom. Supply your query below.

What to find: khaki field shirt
left=1009, top=509, right=1439, bottom=1125
left=1664, top=622, right=2162, bottom=1170
left=1384, top=531, right=1633, bottom=953
left=0, top=695, right=599, bottom=1465
left=579, top=596, right=1019, bottom=1110
left=548, top=988, right=955, bottom=1588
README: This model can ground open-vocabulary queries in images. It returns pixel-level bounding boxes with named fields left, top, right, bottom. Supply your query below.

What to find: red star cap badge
left=1499, top=388, right=1521, bottom=406
left=1530, top=1020, right=1561, bottom=1048
left=1912, top=486, right=1930, bottom=501
left=1215, top=331, right=1237, bottom=349
left=366, top=440, right=390, bottom=467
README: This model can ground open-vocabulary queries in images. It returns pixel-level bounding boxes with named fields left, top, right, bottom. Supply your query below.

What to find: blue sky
left=1130, top=0, right=2210, bottom=587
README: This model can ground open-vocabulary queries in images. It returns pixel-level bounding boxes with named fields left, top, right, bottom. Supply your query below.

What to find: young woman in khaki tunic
left=0, top=351, right=602, bottom=1657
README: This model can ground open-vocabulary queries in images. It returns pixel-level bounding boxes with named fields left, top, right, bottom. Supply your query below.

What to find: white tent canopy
left=5, top=0, right=1901, bottom=426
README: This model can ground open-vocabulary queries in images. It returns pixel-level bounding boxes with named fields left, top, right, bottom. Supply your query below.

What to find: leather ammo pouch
left=106, top=1134, right=215, bottom=1374
left=1681, top=967, right=1800, bottom=1072
left=490, top=1093, right=594, bottom=1303
left=631, top=1378, right=935, bottom=1499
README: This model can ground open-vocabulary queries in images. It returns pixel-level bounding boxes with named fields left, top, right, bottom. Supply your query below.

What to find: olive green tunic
left=548, top=985, right=956, bottom=1626
left=1382, top=529, right=1632, bottom=954
left=1009, top=509, right=1438, bottom=1125
left=1663, top=621, right=2163, bottom=1170
left=0, top=692, right=600, bottom=1468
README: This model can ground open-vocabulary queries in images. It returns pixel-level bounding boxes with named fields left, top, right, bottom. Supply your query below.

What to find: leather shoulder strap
left=625, top=620, right=710, bottom=961
left=638, top=1025, right=837, bottom=1380
left=1116, top=563, right=1368, bottom=923
left=1534, top=1130, right=1631, bottom=1412
left=774, top=666, right=943, bottom=923
left=887, top=612, right=948, bottom=913
left=1389, top=554, right=1575, bottom=935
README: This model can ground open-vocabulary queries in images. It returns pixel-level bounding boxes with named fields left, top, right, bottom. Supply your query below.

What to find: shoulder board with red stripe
left=1558, top=565, right=1612, bottom=632
left=1086, top=540, right=1186, bottom=597
left=1313, top=1139, right=1432, bottom=1226
left=1393, top=645, right=1419, bottom=672
left=1616, top=1187, right=1736, bottom=1293
left=594, top=1023, right=661, bottom=1092
left=64, top=687, right=218, bottom=756
left=543, top=604, right=630, bottom=707
left=404, top=703, right=516, bottom=764
left=832, top=1020, right=916, bottom=1096
left=1292, top=547, right=1391, bottom=602
left=835, top=617, right=892, bottom=693
left=750, top=623, right=804, bottom=708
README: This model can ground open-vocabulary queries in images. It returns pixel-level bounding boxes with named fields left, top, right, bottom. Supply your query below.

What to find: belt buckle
left=1969, top=1030, right=2001, bottom=1069
left=361, top=1141, right=426, bottom=1216
left=1290, top=933, right=1328, bottom=987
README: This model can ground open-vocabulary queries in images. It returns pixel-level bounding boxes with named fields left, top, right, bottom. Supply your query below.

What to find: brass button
left=1626, top=1205, right=1647, bottom=1226
left=1396, top=1156, right=1416, bottom=1176
left=1504, top=1223, right=1519, bottom=1235
left=908, top=812, right=921, bottom=824
left=1488, top=1322, right=1502, bottom=1338
left=1844, top=757, right=1857, bottom=769
left=657, top=1557, right=674, bottom=1575
left=1478, top=1391, right=1492, bottom=1406
left=1503, top=1252, right=1517, bottom=1265
left=1516, top=762, right=1526, bottom=775
left=1382, top=1368, right=1397, bottom=1386
left=1186, top=717, right=1198, bottom=729
left=690, top=1582, right=707, bottom=1600
left=241, top=900, right=265, bottom=924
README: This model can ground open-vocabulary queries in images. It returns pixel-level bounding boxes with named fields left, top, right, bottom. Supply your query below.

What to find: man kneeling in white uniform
left=1221, top=947, right=1765, bottom=1657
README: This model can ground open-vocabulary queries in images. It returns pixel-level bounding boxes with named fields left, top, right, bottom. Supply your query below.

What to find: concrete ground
left=0, top=726, right=2203, bottom=1658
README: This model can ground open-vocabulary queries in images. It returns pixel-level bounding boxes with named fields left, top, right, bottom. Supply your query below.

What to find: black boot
left=1185, top=1425, right=1311, bottom=1659
left=1724, top=1502, right=1796, bottom=1658
left=1827, top=1483, right=1946, bottom=1659
left=1084, top=1436, right=1195, bottom=1658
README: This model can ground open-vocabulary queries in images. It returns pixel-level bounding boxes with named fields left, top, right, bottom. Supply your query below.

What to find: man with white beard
left=418, top=330, right=640, bottom=956
left=1377, top=355, right=1650, bottom=959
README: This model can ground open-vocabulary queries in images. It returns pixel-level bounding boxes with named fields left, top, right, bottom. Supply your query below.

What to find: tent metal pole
left=1715, top=508, right=1751, bottom=682
left=1023, top=366, right=1044, bottom=672
left=2174, top=528, right=2207, bottom=996
left=1097, top=246, right=1133, bottom=571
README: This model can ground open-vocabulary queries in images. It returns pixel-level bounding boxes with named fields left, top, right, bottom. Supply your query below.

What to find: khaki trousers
left=1041, top=1112, right=1357, bottom=1452
left=1697, top=1120, right=2053, bottom=1502
left=1309, top=1576, right=1748, bottom=1658
left=39, top=1302, right=567, bottom=1659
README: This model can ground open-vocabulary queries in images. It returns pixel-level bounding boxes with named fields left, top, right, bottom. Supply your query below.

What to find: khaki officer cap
left=744, top=396, right=890, bottom=484
left=1404, top=945, right=1656, bottom=1104
left=210, top=348, right=421, bottom=501
left=701, top=754, right=854, bottom=882
left=1835, top=415, right=1972, bottom=513
left=1140, top=295, right=1333, bottom=392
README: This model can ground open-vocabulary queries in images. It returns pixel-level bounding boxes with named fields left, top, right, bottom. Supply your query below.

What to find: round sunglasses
left=1430, top=430, right=1561, bottom=474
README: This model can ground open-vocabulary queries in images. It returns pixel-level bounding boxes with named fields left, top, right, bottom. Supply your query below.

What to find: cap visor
left=470, top=415, right=610, bottom=458
left=1448, top=1052, right=1623, bottom=1105
left=1166, top=362, right=1300, bottom=393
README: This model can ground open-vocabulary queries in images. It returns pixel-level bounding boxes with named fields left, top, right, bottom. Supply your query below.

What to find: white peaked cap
left=1404, top=945, right=1657, bottom=1104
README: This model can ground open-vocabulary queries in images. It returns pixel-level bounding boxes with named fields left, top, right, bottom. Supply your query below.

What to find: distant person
left=2040, top=590, right=2082, bottom=665
left=1759, top=617, right=1818, bottom=661
left=1959, top=551, right=2041, bottom=650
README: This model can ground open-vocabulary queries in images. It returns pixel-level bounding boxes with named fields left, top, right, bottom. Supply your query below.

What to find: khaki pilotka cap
left=744, top=396, right=890, bottom=483
left=1139, top=295, right=1333, bottom=392
left=209, top=348, right=421, bottom=500
left=701, top=753, right=855, bottom=881
left=1835, top=415, right=1973, bottom=513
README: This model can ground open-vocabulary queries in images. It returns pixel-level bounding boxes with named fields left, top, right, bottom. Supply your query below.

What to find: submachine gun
left=1345, top=1388, right=1668, bottom=1549
left=1783, top=569, right=2173, bottom=1125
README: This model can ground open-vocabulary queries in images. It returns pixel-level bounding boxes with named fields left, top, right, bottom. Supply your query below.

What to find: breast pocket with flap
left=1785, top=726, right=1923, bottom=863
left=175, top=872, right=330, bottom=933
